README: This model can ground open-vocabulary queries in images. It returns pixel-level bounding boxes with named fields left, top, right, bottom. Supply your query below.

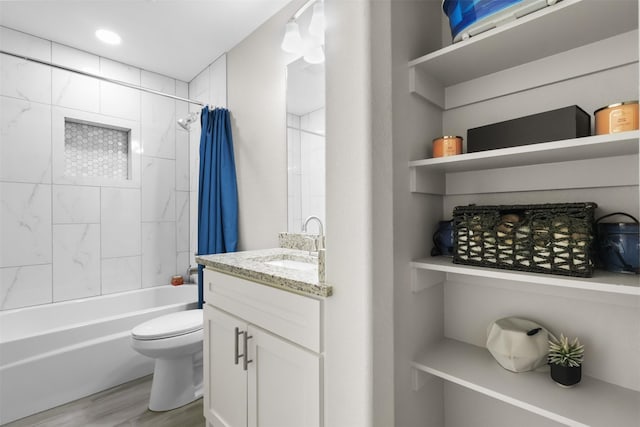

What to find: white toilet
left=130, top=309, right=204, bottom=411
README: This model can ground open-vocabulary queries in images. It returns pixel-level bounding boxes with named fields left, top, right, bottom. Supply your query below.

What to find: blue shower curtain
left=197, top=107, right=238, bottom=308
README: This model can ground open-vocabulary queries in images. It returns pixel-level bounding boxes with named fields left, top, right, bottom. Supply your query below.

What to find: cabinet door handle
left=234, top=327, right=243, bottom=365
left=243, top=332, right=253, bottom=371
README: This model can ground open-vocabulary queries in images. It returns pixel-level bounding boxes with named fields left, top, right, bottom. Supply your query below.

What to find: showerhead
left=177, top=111, right=199, bottom=131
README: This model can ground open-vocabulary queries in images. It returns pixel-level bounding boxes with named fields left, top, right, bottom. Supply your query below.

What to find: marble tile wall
left=0, top=26, right=193, bottom=310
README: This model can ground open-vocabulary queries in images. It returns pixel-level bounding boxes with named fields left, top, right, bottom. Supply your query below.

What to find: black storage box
left=467, top=106, right=590, bottom=153
left=452, top=202, right=597, bottom=278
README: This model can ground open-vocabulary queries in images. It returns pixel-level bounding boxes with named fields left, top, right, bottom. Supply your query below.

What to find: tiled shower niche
left=64, top=119, right=130, bottom=180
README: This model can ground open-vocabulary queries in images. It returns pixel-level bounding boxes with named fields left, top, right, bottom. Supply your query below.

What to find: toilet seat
left=132, top=309, right=203, bottom=340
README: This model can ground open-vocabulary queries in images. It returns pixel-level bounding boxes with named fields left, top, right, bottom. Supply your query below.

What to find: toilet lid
left=132, top=309, right=203, bottom=340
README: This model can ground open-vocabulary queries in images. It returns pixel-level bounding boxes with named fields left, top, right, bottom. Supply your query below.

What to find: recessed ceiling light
left=95, top=29, right=121, bottom=45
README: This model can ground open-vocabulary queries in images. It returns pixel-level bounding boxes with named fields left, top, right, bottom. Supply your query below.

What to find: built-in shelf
left=409, top=133, right=639, bottom=195
left=412, top=338, right=640, bottom=427
left=408, top=0, right=638, bottom=87
left=409, top=132, right=639, bottom=173
left=411, top=257, right=640, bottom=296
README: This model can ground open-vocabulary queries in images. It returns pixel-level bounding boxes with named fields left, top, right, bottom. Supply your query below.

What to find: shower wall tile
left=0, top=264, right=52, bottom=310
left=52, top=185, right=100, bottom=224
left=0, top=96, right=52, bottom=183
left=52, top=68, right=100, bottom=113
left=176, top=191, right=190, bottom=252
left=52, top=224, right=101, bottom=301
left=141, top=70, right=175, bottom=95
left=100, top=59, right=140, bottom=121
left=101, top=256, right=141, bottom=294
left=100, top=82, right=140, bottom=121
left=176, top=80, right=188, bottom=98
left=141, top=93, right=175, bottom=159
left=0, top=27, right=196, bottom=310
left=0, top=182, right=52, bottom=268
left=188, top=67, right=207, bottom=195
left=142, top=157, right=175, bottom=222
left=142, top=222, right=176, bottom=287
left=209, top=54, right=227, bottom=107
left=177, top=251, right=191, bottom=282
left=0, top=53, right=52, bottom=104
left=100, top=58, right=141, bottom=84
left=0, top=28, right=52, bottom=103
left=175, top=81, right=190, bottom=191
left=101, top=187, right=141, bottom=258
left=0, top=26, right=51, bottom=62
left=189, top=129, right=200, bottom=192
left=190, top=190, right=198, bottom=265
left=52, top=43, right=99, bottom=73
left=175, top=127, right=190, bottom=191
left=51, top=44, right=99, bottom=112
left=189, top=68, right=209, bottom=109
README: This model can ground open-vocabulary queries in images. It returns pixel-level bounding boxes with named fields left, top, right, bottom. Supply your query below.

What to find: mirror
left=286, top=58, right=325, bottom=234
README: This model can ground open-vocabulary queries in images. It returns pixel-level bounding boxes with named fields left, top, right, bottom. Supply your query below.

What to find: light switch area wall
left=0, top=26, right=191, bottom=310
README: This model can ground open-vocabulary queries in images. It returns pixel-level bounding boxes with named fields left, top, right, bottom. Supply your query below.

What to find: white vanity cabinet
left=203, top=268, right=322, bottom=427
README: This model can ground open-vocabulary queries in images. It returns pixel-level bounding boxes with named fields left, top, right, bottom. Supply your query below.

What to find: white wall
left=0, top=26, right=191, bottom=310
left=387, top=1, right=447, bottom=425
left=324, top=0, right=375, bottom=425
left=225, top=0, right=307, bottom=251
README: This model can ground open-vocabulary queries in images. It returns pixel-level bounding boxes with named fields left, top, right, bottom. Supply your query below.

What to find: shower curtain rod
left=0, top=49, right=207, bottom=107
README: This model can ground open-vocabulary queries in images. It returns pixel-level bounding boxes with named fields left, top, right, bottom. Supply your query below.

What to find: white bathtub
left=0, top=285, right=198, bottom=424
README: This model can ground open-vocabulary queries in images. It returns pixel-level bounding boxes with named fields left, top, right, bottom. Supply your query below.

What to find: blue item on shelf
left=432, top=220, right=454, bottom=257
left=596, top=213, right=639, bottom=274
left=442, top=0, right=560, bottom=43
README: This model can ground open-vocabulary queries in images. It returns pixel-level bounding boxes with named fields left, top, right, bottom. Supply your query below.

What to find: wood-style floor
left=3, top=375, right=205, bottom=427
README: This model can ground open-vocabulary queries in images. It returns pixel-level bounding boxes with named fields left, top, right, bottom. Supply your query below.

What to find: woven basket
left=452, top=203, right=597, bottom=277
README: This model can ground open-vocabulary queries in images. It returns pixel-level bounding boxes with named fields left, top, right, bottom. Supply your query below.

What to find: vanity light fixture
left=95, top=28, right=122, bottom=45
left=281, top=0, right=325, bottom=63
left=281, top=21, right=304, bottom=54
left=308, top=2, right=325, bottom=37
left=304, top=45, right=324, bottom=64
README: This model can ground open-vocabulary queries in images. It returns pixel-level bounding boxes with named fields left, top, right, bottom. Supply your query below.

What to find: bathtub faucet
left=185, top=266, right=199, bottom=283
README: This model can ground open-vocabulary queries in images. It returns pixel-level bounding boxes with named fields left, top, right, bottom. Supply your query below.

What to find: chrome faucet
left=302, top=215, right=324, bottom=251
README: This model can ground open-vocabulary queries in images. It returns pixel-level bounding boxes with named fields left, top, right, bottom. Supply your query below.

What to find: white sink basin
left=264, top=259, right=317, bottom=272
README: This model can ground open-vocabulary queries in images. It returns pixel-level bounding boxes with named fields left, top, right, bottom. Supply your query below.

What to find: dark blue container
left=442, top=0, right=556, bottom=43
left=432, top=220, right=454, bottom=256
left=596, top=213, right=639, bottom=274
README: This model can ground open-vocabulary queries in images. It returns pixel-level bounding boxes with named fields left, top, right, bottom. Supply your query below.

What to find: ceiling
left=0, top=0, right=291, bottom=82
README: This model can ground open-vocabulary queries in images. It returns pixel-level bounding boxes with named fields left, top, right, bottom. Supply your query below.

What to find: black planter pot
left=550, top=364, right=582, bottom=387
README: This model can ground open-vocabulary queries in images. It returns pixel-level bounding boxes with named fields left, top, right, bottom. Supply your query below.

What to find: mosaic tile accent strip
left=64, top=120, right=129, bottom=179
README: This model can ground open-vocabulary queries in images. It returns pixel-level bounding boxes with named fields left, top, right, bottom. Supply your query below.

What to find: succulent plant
left=548, top=334, right=584, bottom=368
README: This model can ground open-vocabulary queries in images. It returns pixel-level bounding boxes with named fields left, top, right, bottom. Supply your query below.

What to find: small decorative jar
left=432, top=136, right=463, bottom=158
left=594, top=101, right=639, bottom=135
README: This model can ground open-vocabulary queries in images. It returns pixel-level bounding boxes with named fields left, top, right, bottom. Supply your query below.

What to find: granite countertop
left=196, top=248, right=332, bottom=298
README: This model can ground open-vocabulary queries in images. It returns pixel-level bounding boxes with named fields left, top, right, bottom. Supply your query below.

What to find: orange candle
left=432, top=136, right=463, bottom=158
